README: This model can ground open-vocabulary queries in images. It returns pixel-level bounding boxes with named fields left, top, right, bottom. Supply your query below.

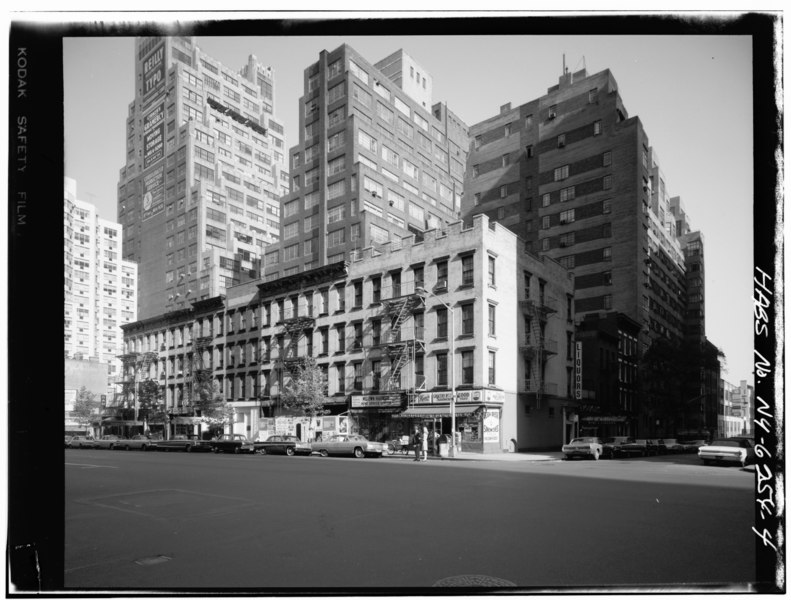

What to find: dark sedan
left=255, top=435, right=312, bottom=456
left=211, top=434, right=255, bottom=454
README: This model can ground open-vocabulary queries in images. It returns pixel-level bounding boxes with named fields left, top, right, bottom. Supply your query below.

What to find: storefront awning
left=397, top=405, right=482, bottom=418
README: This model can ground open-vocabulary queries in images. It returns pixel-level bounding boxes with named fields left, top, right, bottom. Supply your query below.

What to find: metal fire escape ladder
left=280, top=315, right=316, bottom=378
left=381, top=294, right=424, bottom=391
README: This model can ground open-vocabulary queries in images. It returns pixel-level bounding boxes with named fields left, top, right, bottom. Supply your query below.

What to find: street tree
left=137, top=379, right=166, bottom=429
left=194, top=375, right=234, bottom=437
left=280, top=357, right=329, bottom=436
left=72, top=386, right=100, bottom=434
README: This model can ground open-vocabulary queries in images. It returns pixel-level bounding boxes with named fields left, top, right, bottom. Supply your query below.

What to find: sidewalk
left=385, top=449, right=563, bottom=462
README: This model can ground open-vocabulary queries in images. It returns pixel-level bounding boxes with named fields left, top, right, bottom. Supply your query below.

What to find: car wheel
left=186, top=445, right=192, bottom=453
left=212, top=447, right=219, bottom=453
left=592, top=450, right=600, bottom=461
left=233, top=447, right=240, bottom=454
left=286, top=447, right=295, bottom=456
left=258, top=447, right=267, bottom=455
left=354, top=447, right=365, bottom=459
left=320, top=450, right=329, bottom=457
left=125, top=445, right=131, bottom=451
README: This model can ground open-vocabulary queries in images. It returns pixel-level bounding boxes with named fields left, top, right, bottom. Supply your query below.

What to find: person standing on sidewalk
left=412, top=426, right=421, bottom=461
left=421, top=424, right=429, bottom=461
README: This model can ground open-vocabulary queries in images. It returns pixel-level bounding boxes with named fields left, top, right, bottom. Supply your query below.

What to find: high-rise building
left=463, top=67, right=717, bottom=438
left=269, top=44, right=468, bottom=278
left=64, top=177, right=138, bottom=381
left=463, top=67, right=702, bottom=351
left=117, top=36, right=289, bottom=319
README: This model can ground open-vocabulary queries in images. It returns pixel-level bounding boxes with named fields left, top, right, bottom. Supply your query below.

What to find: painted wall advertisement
left=142, top=164, right=165, bottom=221
left=143, top=103, right=165, bottom=169
left=142, top=43, right=165, bottom=100
left=483, top=409, right=500, bottom=443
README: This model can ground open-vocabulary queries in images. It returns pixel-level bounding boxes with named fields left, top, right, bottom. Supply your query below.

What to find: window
left=526, top=114, right=533, bottom=126
left=351, top=323, right=363, bottom=350
left=488, top=303, right=496, bottom=336
left=560, top=186, right=575, bottom=202
left=588, top=88, right=598, bottom=103
left=353, top=362, right=363, bottom=389
left=554, top=165, right=570, bottom=181
left=541, top=215, right=550, bottom=230
left=559, top=208, right=575, bottom=224
left=461, top=255, right=474, bottom=285
left=594, top=120, right=602, bottom=135
left=437, top=353, right=448, bottom=387
left=327, top=180, right=346, bottom=200
left=501, top=154, right=509, bottom=168
left=283, top=243, right=299, bottom=261
left=436, top=260, right=448, bottom=289
left=414, top=266, right=424, bottom=290
left=526, top=145, right=534, bottom=158
left=500, top=185, right=508, bottom=199
left=358, top=130, right=377, bottom=153
left=371, top=320, right=382, bottom=345
left=353, top=84, right=371, bottom=108
left=548, top=105, right=557, bottom=119
left=437, top=308, right=448, bottom=338
left=353, top=281, right=363, bottom=307
left=327, top=227, right=346, bottom=248
left=603, top=175, right=613, bottom=190
left=603, top=151, right=612, bottom=167
left=349, top=60, right=368, bottom=84
left=542, top=193, right=551, bottom=208
left=328, top=155, right=346, bottom=176
left=488, top=351, right=496, bottom=385
left=603, top=247, right=612, bottom=261
left=327, top=204, right=346, bottom=223
left=461, top=304, right=474, bottom=335
left=461, top=351, right=474, bottom=385
left=559, top=232, right=575, bottom=247
left=371, top=360, right=381, bottom=390
left=603, top=294, right=612, bottom=310
left=283, top=221, right=299, bottom=239
left=371, top=276, right=382, bottom=303
left=558, top=133, right=566, bottom=148
left=474, top=135, right=482, bottom=150
left=602, top=199, right=612, bottom=214
left=472, top=165, right=479, bottom=178
left=488, top=256, right=496, bottom=286
left=473, top=193, right=481, bottom=206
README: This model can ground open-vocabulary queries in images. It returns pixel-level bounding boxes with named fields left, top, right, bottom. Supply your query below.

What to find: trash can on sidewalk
left=438, top=442, right=449, bottom=457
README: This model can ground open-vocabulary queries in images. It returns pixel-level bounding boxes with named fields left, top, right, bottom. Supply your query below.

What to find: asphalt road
left=65, top=449, right=755, bottom=591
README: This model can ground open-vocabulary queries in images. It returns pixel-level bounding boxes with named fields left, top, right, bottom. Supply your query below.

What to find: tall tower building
left=118, top=36, right=289, bottom=319
left=463, top=67, right=698, bottom=350
left=64, top=177, right=138, bottom=379
left=269, top=44, right=467, bottom=279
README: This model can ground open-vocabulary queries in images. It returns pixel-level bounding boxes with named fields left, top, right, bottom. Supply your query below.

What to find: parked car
left=681, top=439, right=708, bottom=453
left=112, top=434, right=156, bottom=451
left=698, top=437, right=756, bottom=467
left=312, top=434, right=387, bottom=458
left=649, top=439, right=668, bottom=455
left=64, top=435, right=73, bottom=447
left=254, top=435, right=312, bottom=456
left=95, top=435, right=123, bottom=450
left=561, top=437, right=604, bottom=460
left=154, top=434, right=213, bottom=452
left=661, top=438, right=685, bottom=454
left=616, top=439, right=656, bottom=458
left=67, top=436, right=97, bottom=449
left=602, top=436, right=634, bottom=459
left=211, top=434, right=255, bottom=454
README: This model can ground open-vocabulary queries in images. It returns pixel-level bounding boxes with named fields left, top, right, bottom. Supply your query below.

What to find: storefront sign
left=414, top=389, right=504, bottom=405
left=143, top=103, right=165, bottom=168
left=580, top=416, right=628, bottom=424
left=142, top=43, right=165, bottom=99
left=483, top=409, right=500, bottom=442
left=575, top=341, right=583, bottom=400
left=142, top=164, right=164, bottom=221
left=351, top=394, right=401, bottom=408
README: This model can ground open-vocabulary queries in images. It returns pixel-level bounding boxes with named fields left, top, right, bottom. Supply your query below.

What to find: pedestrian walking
left=421, top=424, right=429, bottom=461
left=412, top=426, right=421, bottom=461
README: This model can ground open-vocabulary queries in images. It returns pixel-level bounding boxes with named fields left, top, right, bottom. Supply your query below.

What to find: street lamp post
left=416, top=287, right=456, bottom=457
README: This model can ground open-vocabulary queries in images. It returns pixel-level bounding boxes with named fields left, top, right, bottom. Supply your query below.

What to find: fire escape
left=189, top=331, right=214, bottom=416
left=381, top=292, right=425, bottom=393
left=519, top=295, right=558, bottom=407
left=116, top=350, right=159, bottom=420
left=279, top=314, right=316, bottom=380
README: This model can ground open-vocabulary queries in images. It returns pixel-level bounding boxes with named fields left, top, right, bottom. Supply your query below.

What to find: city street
left=64, top=449, right=755, bottom=591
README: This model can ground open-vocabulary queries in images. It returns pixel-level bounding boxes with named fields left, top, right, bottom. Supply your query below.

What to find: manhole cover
left=433, top=575, right=517, bottom=587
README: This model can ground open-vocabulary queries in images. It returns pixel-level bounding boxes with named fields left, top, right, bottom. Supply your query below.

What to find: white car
left=562, top=437, right=604, bottom=460
left=698, top=437, right=755, bottom=467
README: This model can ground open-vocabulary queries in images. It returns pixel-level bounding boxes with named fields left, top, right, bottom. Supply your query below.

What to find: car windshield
left=570, top=438, right=598, bottom=443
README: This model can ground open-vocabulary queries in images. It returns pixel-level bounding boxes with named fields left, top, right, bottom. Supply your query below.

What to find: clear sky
left=63, top=26, right=756, bottom=385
